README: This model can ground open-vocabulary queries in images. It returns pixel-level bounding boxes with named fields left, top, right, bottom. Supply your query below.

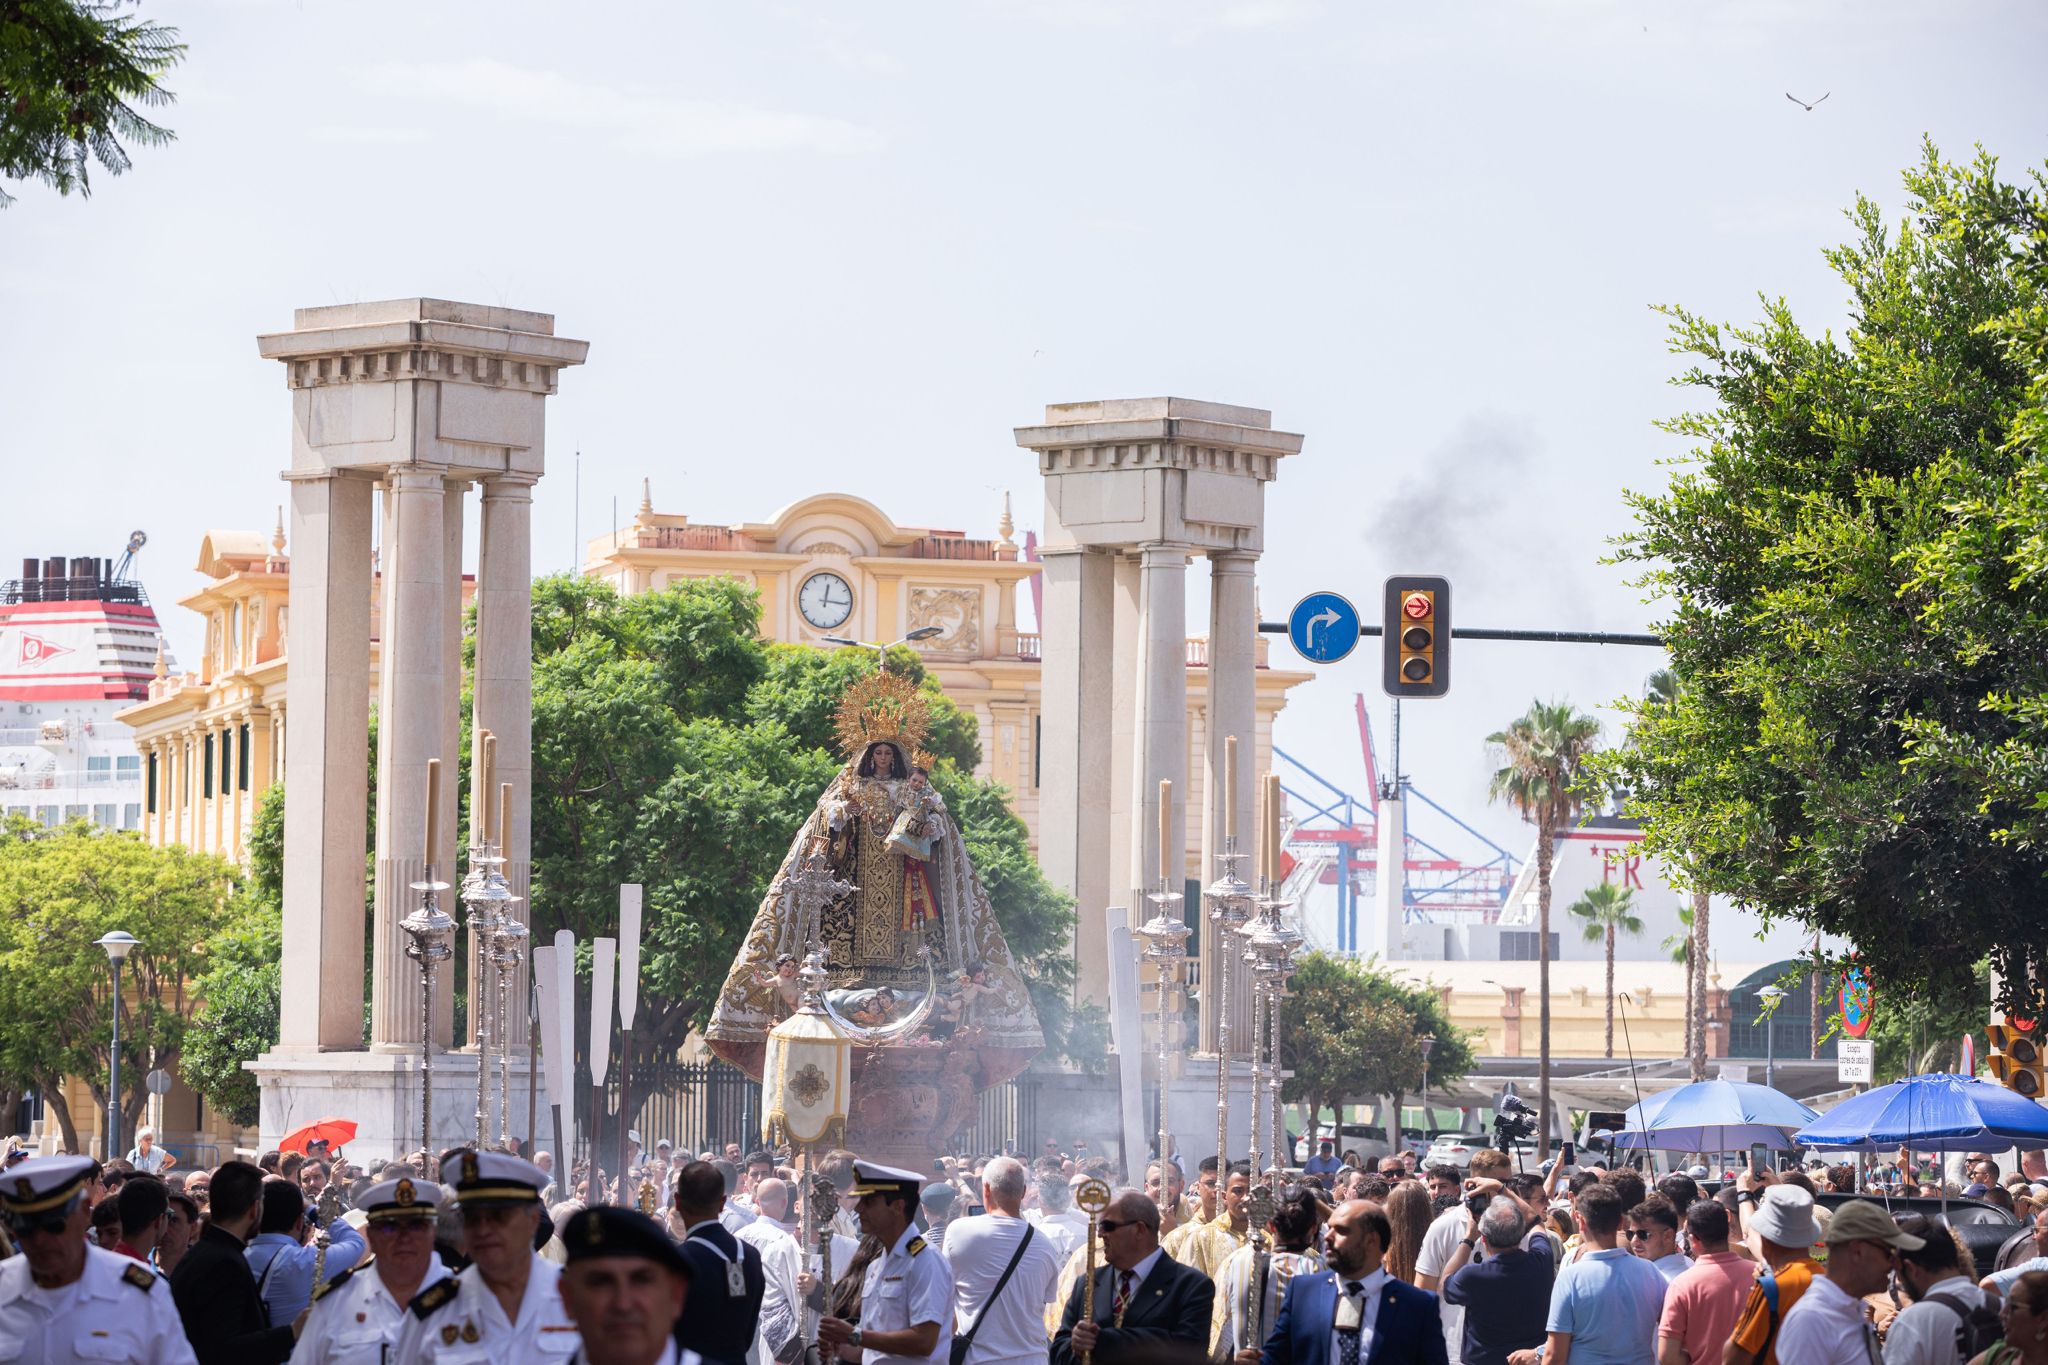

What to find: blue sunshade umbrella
left=1795, top=1073, right=2048, bottom=1151
left=1612, top=1079, right=1820, bottom=1151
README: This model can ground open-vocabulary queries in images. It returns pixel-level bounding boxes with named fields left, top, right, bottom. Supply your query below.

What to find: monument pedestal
left=251, top=1047, right=542, bottom=1161
left=1161, top=1055, right=1271, bottom=1167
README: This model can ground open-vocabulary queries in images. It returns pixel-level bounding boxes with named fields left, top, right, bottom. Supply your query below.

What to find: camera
left=1492, top=1092, right=1537, bottom=1151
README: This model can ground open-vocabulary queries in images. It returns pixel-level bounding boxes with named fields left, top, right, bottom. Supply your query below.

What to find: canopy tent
left=1795, top=1073, right=2048, bottom=1151
left=1612, top=1079, right=1820, bottom=1152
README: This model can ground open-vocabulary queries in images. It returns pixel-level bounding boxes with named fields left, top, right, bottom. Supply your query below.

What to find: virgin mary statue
left=705, top=672, right=1043, bottom=1104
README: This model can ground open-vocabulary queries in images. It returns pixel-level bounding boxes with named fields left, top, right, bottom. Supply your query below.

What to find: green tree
left=0, top=0, right=183, bottom=207
left=0, top=820, right=242, bottom=1152
left=1643, top=667, right=1712, bottom=1082
left=1487, top=699, right=1601, bottom=1157
left=1568, top=882, right=1644, bottom=1059
left=1599, top=143, right=2048, bottom=1020
left=180, top=895, right=279, bottom=1128
left=1280, top=952, right=1474, bottom=1149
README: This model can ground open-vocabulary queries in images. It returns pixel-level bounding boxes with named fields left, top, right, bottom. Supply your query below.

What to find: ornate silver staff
left=402, top=758, right=455, bottom=1160
left=462, top=818, right=517, bottom=1148
left=1134, top=810, right=1189, bottom=1185
left=1205, top=736, right=1253, bottom=1174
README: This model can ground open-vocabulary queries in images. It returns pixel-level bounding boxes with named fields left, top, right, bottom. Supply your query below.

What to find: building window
left=238, top=723, right=250, bottom=790
left=63, top=804, right=86, bottom=823
left=122, top=803, right=141, bottom=830
left=86, top=755, right=111, bottom=785
left=1032, top=716, right=1041, bottom=789
left=116, top=755, right=140, bottom=777
left=202, top=734, right=213, bottom=799
left=147, top=753, right=157, bottom=813
left=92, top=804, right=116, bottom=827
left=1499, top=931, right=1560, bottom=962
left=35, top=805, right=59, bottom=827
left=220, top=730, right=233, bottom=796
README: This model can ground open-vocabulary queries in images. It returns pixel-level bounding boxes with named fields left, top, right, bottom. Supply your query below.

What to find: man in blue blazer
left=1262, top=1199, right=1449, bottom=1365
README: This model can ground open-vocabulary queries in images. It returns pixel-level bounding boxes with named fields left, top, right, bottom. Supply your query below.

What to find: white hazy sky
left=6, top=0, right=2043, bottom=962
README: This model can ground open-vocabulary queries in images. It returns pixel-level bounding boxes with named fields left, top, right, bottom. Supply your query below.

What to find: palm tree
left=1645, top=668, right=1711, bottom=1082
left=1488, top=699, right=1602, bottom=1158
left=1570, top=882, right=1645, bottom=1057
left=1662, top=904, right=1697, bottom=1066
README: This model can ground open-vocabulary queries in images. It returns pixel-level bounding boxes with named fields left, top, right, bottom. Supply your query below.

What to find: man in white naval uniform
left=289, top=1175, right=452, bottom=1365
left=0, top=1154, right=199, bottom=1365
left=557, top=1205, right=702, bottom=1365
left=816, top=1161, right=954, bottom=1365
left=393, top=1150, right=582, bottom=1364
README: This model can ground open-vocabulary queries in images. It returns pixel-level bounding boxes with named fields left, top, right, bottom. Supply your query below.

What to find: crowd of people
left=4, top=1130, right=2048, bottom=1365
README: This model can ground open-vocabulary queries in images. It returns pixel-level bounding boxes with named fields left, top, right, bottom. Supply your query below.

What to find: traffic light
left=1383, top=576, right=1451, bottom=698
left=1987, top=1021, right=2044, bottom=1099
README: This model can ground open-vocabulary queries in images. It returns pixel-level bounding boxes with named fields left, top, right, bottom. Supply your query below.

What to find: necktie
left=1337, top=1282, right=1364, bottom=1365
left=1112, top=1269, right=1135, bottom=1326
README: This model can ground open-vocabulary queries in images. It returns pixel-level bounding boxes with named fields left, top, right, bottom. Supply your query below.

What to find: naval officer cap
left=358, top=1175, right=445, bottom=1222
left=446, top=1149, right=548, bottom=1207
left=0, top=1154, right=97, bottom=1217
left=562, top=1206, right=691, bottom=1275
left=847, top=1159, right=925, bottom=1202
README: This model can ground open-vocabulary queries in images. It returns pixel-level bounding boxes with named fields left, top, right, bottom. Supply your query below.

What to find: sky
left=5, top=0, right=2044, bottom=964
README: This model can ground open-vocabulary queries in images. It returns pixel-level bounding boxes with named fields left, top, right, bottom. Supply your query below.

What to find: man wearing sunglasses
left=291, top=1176, right=452, bottom=1365
left=1050, top=1191, right=1212, bottom=1365
left=1775, top=1200, right=1924, bottom=1365
left=0, top=1153, right=199, bottom=1364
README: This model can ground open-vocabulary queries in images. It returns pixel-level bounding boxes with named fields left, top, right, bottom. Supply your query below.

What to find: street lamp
left=1420, top=1035, right=1436, bottom=1139
left=94, top=931, right=138, bottom=1161
left=821, top=626, right=944, bottom=670
left=1758, top=984, right=1784, bottom=1089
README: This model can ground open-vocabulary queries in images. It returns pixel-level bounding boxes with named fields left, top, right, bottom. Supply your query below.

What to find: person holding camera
left=1440, top=1196, right=1551, bottom=1365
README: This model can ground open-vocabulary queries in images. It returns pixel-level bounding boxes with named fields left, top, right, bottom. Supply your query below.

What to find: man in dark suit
left=673, top=1159, right=765, bottom=1365
left=1052, top=1191, right=1214, bottom=1365
left=1262, top=1199, right=1448, bottom=1365
left=169, top=1160, right=299, bottom=1364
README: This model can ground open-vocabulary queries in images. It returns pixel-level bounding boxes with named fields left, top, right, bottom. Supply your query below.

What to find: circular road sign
left=146, top=1068, right=173, bottom=1096
left=1288, top=591, right=1361, bottom=664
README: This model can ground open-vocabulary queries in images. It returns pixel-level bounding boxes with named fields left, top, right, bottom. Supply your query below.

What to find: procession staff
left=0, top=1154, right=200, bottom=1365
left=816, top=1160, right=955, bottom=1365
left=391, top=1150, right=582, bottom=1362
left=557, top=1206, right=700, bottom=1365
left=288, top=1177, right=452, bottom=1365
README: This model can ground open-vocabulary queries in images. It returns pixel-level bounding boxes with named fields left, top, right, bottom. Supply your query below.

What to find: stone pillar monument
left=1018, top=399, right=1299, bottom=1028
left=251, top=299, right=586, bottom=1155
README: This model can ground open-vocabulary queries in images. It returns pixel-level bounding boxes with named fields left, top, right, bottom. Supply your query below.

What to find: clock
left=798, top=571, right=854, bottom=630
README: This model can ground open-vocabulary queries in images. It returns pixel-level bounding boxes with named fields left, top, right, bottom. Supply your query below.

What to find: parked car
left=1814, top=1193, right=2018, bottom=1272
left=1422, top=1134, right=1495, bottom=1170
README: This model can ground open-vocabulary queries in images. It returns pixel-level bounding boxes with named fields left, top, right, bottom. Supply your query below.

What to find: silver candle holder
left=1134, top=879, right=1190, bottom=1182
left=400, top=874, right=456, bottom=1161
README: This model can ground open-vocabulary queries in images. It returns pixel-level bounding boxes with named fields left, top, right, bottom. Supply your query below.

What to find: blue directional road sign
left=1288, top=591, right=1361, bottom=663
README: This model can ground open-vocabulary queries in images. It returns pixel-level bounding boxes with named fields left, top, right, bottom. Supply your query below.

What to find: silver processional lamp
left=401, top=875, right=456, bottom=1160
left=462, top=847, right=519, bottom=1148
left=1205, top=844, right=1253, bottom=1171
left=1134, top=881, right=1190, bottom=1182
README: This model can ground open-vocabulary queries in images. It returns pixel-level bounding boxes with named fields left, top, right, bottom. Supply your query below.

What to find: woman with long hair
left=1973, top=1270, right=2048, bottom=1365
left=1382, top=1179, right=1434, bottom=1284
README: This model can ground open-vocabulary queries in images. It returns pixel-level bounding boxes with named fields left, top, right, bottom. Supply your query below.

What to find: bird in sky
left=1786, top=91, right=1831, bottom=111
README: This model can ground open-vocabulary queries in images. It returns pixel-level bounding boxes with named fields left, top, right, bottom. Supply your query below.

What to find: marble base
left=1161, top=1056, right=1271, bottom=1168
left=248, top=1046, right=548, bottom=1161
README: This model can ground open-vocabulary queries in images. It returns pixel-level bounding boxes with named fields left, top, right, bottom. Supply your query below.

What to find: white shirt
left=1025, top=1207, right=1088, bottom=1268
left=0, top=1244, right=199, bottom=1365
left=860, top=1224, right=955, bottom=1365
left=737, top=1216, right=805, bottom=1365
left=1884, top=1276, right=1989, bottom=1365
left=1777, top=1273, right=1880, bottom=1365
left=290, top=1256, right=452, bottom=1365
left=1412, top=1205, right=1468, bottom=1365
left=1329, top=1267, right=1390, bottom=1365
left=391, top=1252, right=583, bottom=1363
left=1649, top=1251, right=1691, bottom=1283
left=944, top=1213, right=1063, bottom=1365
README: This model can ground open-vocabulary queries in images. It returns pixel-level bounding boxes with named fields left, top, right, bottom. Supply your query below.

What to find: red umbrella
left=279, top=1118, right=357, bottom=1155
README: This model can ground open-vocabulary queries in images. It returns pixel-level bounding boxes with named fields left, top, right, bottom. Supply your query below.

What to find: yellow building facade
left=582, top=487, right=1314, bottom=858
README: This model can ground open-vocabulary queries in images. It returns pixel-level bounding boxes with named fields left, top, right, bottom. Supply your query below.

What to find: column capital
left=1209, top=549, right=1260, bottom=571
left=481, top=474, right=540, bottom=498
left=1137, top=540, right=1192, bottom=561
left=385, top=464, right=452, bottom=491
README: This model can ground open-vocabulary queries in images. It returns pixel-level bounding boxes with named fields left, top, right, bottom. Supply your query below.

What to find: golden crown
left=834, top=670, right=933, bottom=768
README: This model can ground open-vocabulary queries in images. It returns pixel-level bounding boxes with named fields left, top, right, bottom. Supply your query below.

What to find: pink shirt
left=1658, top=1251, right=1753, bottom=1363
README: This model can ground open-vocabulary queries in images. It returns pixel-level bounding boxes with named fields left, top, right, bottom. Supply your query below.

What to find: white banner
left=1839, top=1038, right=1874, bottom=1084
left=618, top=885, right=643, bottom=1030
left=531, top=948, right=567, bottom=1110
left=590, top=937, right=617, bottom=1087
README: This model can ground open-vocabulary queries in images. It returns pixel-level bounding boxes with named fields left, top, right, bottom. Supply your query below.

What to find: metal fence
left=617, top=1061, right=762, bottom=1158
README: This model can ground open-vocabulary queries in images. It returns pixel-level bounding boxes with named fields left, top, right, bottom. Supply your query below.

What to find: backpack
left=1924, top=1291, right=2005, bottom=1360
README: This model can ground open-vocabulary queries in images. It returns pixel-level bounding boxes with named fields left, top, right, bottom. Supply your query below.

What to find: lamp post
left=1420, top=1035, right=1436, bottom=1138
left=1759, top=985, right=1784, bottom=1088
left=94, top=931, right=138, bottom=1162
left=820, top=626, right=944, bottom=671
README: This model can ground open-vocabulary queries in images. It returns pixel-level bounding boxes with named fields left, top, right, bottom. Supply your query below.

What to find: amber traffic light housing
left=1383, top=576, right=1451, bottom=698
left=1988, top=1021, right=2044, bottom=1099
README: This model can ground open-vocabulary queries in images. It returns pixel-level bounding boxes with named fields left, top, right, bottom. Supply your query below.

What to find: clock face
left=798, top=571, right=854, bottom=630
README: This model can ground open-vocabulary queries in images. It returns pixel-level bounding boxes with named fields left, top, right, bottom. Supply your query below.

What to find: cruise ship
left=0, top=541, right=166, bottom=831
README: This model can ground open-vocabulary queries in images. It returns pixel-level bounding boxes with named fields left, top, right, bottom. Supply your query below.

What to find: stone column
left=1200, top=550, right=1258, bottom=1054
left=369, top=466, right=448, bottom=1050
left=1131, top=543, right=1189, bottom=906
left=1036, top=546, right=1115, bottom=1005
left=279, top=472, right=375, bottom=1051
left=436, top=483, right=464, bottom=1049
left=473, top=475, right=535, bottom=1046
left=1108, top=553, right=1141, bottom=934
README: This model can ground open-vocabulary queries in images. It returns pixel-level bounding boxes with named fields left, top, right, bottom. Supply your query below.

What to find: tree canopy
left=0, top=816, right=252, bottom=1150
left=1599, top=143, right=2048, bottom=1018
left=0, top=0, right=182, bottom=207
left=1280, top=951, right=1475, bottom=1144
